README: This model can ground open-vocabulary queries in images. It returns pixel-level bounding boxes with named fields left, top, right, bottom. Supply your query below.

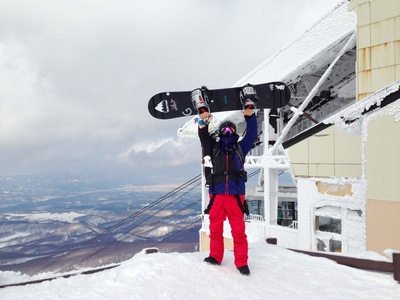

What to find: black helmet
left=219, top=120, right=236, bottom=136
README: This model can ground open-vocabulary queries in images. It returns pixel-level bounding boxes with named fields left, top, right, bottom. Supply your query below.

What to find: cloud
left=0, top=0, right=342, bottom=176
left=118, top=136, right=200, bottom=168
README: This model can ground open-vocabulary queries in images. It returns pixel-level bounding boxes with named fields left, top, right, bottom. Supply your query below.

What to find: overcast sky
left=0, top=0, right=343, bottom=181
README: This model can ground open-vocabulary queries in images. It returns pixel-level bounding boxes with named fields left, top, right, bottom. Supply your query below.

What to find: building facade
left=182, top=0, right=400, bottom=257
left=349, top=0, right=400, bottom=254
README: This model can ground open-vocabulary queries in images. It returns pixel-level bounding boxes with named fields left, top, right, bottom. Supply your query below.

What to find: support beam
left=268, top=32, right=356, bottom=155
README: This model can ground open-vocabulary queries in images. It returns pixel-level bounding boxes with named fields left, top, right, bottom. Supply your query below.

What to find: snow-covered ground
left=4, top=212, right=85, bottom=223
left=1, top=242, right=399, bottom=299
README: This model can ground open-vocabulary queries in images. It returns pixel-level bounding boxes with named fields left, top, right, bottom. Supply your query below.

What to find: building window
left=317, top=239, right=342, bottom=252
left=315, top=216, right=342, bottom=234
left=278, top=201, right=297, bottom=227
left=315, top=206, right=342, bottom=253
left=247, top=199, right=264, bottom=217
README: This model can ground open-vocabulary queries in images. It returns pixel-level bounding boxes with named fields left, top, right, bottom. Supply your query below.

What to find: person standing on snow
left=195, top=88, right=258, bottom=275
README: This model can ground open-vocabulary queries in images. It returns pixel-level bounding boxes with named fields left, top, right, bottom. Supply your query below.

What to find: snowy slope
left=1, top=242, right=399, bottom=299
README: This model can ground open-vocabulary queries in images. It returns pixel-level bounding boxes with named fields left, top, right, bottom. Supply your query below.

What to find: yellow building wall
left=366, top=200, right=400, bottom=253
left=199, top=231, right=233, bottom=252
left=365, top=114, right=400, bottom=253
left=349, top=0, right=400, bottom=100
left=349, top=0, right=400, bottom=254
left=365, top=115, right=400, bottom=202
left=288, top=126, right=362, bottom=178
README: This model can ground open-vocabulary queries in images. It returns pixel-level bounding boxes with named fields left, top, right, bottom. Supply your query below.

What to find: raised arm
left=239, top=109, right=257, bottom=156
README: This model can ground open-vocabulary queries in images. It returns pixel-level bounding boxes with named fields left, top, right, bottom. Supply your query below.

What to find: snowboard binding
left=191, top=87, right=210, bottom=114
left=240, top=84, right=258, bottom=109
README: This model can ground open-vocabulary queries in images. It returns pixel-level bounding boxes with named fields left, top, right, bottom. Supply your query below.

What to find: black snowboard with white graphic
left=148, top=82, right=291, bottom=120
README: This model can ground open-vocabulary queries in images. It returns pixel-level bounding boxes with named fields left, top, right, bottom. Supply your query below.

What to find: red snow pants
left=208, top=194, right=248, bottom=267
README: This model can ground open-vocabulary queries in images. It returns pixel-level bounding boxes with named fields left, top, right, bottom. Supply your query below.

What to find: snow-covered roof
left=233, top=1, right=356, bottom=86
left=282, top=80, right=400, bottom=149
left=324, top=80, right=400, bottom=135
left=178, top=0, right=357, bottom=138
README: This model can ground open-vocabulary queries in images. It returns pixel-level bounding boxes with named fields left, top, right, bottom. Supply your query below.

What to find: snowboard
left=148, top=82, right=291, bottom=120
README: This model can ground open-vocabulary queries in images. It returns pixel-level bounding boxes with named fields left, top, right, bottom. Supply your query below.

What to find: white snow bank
left=4, top=212, right=86, bottom=223
left=1, top=242, right=399, bottom=299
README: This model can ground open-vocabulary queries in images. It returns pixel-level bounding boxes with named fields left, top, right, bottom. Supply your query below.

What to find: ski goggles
left=220, top=124, right=236, bottom=136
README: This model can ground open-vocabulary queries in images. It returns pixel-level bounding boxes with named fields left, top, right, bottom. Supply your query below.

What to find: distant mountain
left=0, top=171, right=202, bottom=275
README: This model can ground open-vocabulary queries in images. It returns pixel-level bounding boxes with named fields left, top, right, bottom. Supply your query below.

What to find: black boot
left=237, top=265, right=250, bottom=275
left=204, top=256, right=221, bottom=265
